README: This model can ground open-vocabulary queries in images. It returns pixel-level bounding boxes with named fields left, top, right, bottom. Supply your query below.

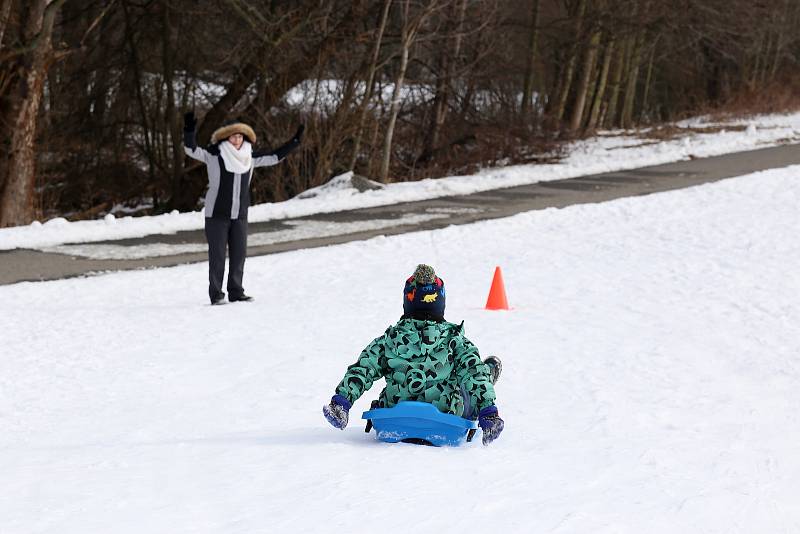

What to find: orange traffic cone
left=485, top=266, right=509, bottom=310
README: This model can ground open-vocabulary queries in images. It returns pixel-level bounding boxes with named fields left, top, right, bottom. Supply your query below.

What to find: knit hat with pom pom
left=402, top=264, right=446, bottom=320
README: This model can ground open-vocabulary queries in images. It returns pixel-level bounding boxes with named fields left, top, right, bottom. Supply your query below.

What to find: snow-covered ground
left=2, top=161, right=799, bottom=532
left=1, top=111, right=799, bottom=251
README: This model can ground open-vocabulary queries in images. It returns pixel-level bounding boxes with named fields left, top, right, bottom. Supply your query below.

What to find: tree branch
left=0, top=0, right=68, bottom=63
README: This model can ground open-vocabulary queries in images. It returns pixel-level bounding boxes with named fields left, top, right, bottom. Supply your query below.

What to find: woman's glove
left=274, top=124, right=304, bottom=160
left=291, top=124, right=304, bottom=143
left=478, top=405, right=504, bottom=445
left=183, top=111, right=197, bottom=132
left=323, top=394, right=352, bottom=430
left=183, top=111, right=198, bottom=149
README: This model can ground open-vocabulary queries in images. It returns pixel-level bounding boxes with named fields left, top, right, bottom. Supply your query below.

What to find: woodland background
left=1, top=0, right=799, bottom=227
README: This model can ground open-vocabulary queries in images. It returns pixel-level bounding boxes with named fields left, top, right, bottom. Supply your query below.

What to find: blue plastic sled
left=361, top=401, right=478, bottom=447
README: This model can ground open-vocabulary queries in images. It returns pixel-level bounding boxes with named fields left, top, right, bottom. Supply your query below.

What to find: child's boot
left=484, top=356, right=502, bottom=385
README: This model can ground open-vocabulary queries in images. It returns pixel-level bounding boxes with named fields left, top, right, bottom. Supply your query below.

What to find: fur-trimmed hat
left=211, top=122, right=257, bottom=144
left=403, top=264, right=446, bottom=319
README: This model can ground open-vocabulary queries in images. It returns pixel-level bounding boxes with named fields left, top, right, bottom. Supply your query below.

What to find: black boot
left=484, top=356, right=502, bottom=385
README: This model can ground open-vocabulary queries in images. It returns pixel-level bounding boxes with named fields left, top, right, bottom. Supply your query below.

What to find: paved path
left=2, top=143, right=799, bottom=285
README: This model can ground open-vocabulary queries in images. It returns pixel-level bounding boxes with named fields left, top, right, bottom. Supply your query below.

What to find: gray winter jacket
left=183, top=137, right=285, bottom=220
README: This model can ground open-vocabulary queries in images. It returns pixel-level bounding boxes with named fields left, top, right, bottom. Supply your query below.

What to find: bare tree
left=569, top=24, right=601, bottom=132
left=520, top=0, right=541, bottom=116
left=604, top=35, right=627, bottom=128
left=379, top=0, right=442, bottom=183
left=2, top=0, right=800, bottom=226
left=349, top=0, right=393, bottom=172
left=0, top=0, right=12, bottom=47
left=585, top=36, right=614, bottom=131
left=421, top=0, right=467, bottom=163
left=552, top=0, right=588, bottom=125
left=0, top=0, right=66, bottom=227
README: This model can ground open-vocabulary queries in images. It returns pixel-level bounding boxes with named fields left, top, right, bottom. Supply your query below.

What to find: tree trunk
left=313, top=71, right=360, bottom=184
left=586, top=37, right=614, bottom=131
left=379, top=0, right=438, bottom=182
left=161, top=0, right=183, bottom=211
left=768, top=0, right=793, bottom=81
left=380, top=31, right=410, bottom=183
left=121, top=0, right=156, bottom=185
left=366, top=98, right=383, bottom=178
left=569, top=28, right=600, bottom=133
left=0, top=0, right=12, bottom=47
left=520, top=0, right=541, bottom=116
left=749, top=32, right=765, bottom=90
left=420, top=0, right=467, bottom=164
left=553, top=0, right=587, bottom=125
left=620, top=31, right=643, bottom=129
left=348, top=0, right=392, bottom=172
left=639, top=43, right=656, bottom=123
left=0, top=0, right=66, bottom=227
left=604, top=37, right=627, bottom=128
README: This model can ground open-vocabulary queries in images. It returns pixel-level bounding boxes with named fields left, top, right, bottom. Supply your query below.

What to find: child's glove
left=478, top=405, right=504, bottom=445
left=323, top=394, right=352, bottom=430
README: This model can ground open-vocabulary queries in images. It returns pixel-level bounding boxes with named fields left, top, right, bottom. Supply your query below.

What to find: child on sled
left=323, top=265, right=504, bottom=445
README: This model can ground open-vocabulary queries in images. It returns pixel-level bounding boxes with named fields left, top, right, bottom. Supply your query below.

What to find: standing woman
left=183, top=112, right=304, bottom=305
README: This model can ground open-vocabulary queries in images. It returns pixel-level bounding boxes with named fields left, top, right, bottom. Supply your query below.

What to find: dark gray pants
left=204, top=217, right=248, bottom=302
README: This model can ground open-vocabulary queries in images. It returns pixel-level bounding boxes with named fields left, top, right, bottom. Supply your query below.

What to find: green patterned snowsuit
left=335, top=318, right=496, bottom=418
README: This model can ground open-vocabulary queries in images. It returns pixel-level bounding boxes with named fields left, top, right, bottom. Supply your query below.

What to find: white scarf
left=219, top=140, right=253, bottom=174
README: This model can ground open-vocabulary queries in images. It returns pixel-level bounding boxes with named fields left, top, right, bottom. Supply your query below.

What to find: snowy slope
left=1, top=165, right=799, bottom=533
left=1, top=111, right=799, bottom=250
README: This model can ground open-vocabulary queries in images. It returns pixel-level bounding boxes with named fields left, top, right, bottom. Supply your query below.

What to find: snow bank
left=1, top=166, right=799, bottom=533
